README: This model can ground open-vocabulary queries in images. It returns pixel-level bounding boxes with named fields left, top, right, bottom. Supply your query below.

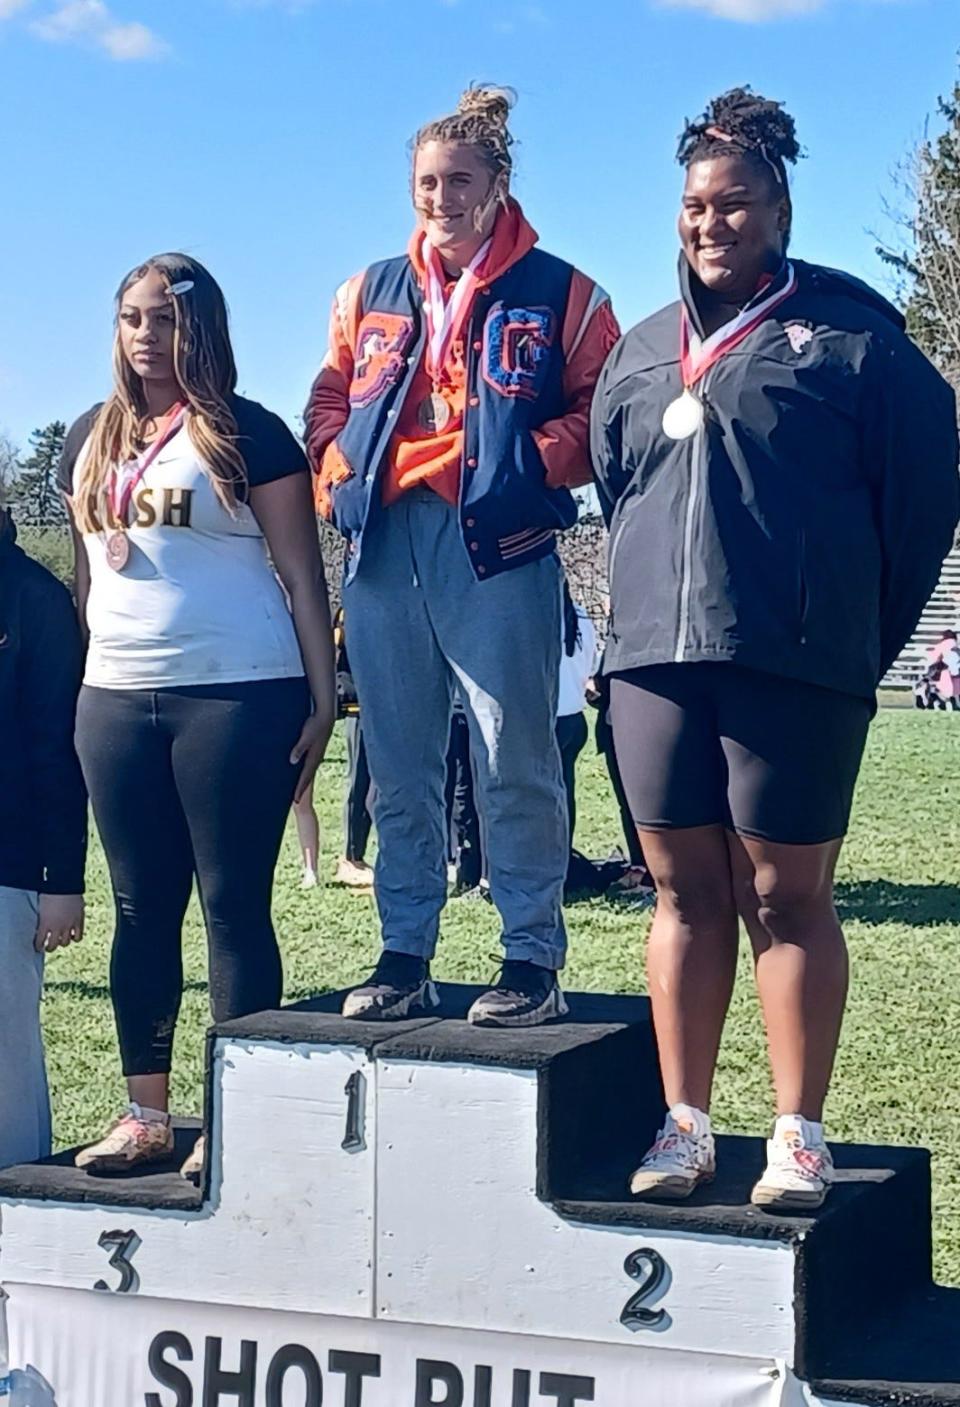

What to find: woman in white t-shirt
left=60, top=253, right=335, bottom=1177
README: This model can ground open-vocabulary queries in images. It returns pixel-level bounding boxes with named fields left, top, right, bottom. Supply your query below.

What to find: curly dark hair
left=677, top=87, right=802, bottom=195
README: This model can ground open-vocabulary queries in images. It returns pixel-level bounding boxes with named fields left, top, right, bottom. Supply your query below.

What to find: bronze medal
left=106, top=530, right=130, bottom=572
left=417, top=392, right=452, bottom=434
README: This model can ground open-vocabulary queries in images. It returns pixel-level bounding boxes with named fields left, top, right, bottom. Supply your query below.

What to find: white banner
left=3, top=1282, right=790, bottom=1407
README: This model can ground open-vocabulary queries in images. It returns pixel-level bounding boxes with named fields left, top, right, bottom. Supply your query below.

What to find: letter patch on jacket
left=482, top=306, right=556, bottom=400
left=349, top=313, right=414, bottom=408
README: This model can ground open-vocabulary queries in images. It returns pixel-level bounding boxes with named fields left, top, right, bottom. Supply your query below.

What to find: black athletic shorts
left=608, top=663, right=871, bottom=845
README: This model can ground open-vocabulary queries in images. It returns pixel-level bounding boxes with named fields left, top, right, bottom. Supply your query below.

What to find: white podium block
left=0, top=987, right=956, bottom=1405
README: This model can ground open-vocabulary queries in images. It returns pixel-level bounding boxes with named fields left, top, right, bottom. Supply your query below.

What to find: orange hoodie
left=305, top=200, right=620, bottom=515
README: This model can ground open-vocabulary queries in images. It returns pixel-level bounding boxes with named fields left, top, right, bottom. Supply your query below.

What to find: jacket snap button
left=473, top=340, right=482, bottom=352
left=466, top=518, right=476, bottom=528
left=477, top=564, right=487, bottom=574
left=470, top=541, right=479, bottom=551
left=469, top=396, right=480, bottom=408
left=467, top=457, right=477, bottom=468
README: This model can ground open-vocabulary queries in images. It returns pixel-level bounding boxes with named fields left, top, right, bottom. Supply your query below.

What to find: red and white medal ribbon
left=107, top=404, right=187, bottom=524
left=422, top=237, right=492, bottom=383
left=662, top=264, right=798, bottom=440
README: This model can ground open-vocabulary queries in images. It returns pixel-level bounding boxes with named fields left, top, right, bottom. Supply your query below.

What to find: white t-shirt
left=558, top=605, right=598, bottom=717
left=60, top=397, right=308, bottom=690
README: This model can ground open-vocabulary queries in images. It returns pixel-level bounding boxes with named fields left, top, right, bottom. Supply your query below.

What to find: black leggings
left=556, top=710, right=588, bottom=849
left=75, top=678, right=309, bottom=1076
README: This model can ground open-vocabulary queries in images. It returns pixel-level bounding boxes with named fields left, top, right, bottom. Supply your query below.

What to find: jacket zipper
left=674, top=367, right=713, bottom=663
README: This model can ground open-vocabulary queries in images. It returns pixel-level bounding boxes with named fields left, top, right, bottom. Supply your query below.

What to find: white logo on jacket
left=784, top=323, right=814, bottom=355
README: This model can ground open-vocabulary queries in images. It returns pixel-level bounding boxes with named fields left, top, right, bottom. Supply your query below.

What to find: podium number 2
left=620, top=1248, right=667, bottom=1330
left=94, top=1229, right=141, bottom=1294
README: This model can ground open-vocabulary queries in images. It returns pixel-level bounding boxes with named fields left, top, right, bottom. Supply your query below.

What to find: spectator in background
left=0, top=504, right=87, bottom=1170
left=927, top=630, right=960, bottom=710
left=557, top=583, right=597, bottom=886
left=446, top=698, right=485, bottom=897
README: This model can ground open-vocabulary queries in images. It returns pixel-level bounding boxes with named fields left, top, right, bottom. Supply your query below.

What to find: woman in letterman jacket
left=305, top=86, right=619, bottom=1029
left=591, top=90, right=959, bottom=1211
left=60, top=254, right=335, bottom=1178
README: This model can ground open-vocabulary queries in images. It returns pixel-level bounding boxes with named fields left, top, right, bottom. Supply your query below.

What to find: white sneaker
left=751, top=1115, right=835, bottom=1211
left=335, top=857, right=374, bottom=888
left=629, top=1105, right=715, bottom=1200
left=300, top=868, right=319, bottom=890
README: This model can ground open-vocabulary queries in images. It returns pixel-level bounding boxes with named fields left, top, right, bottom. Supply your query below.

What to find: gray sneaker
left=467, top=960, right=568, bottom=1028
left=342, top=951, right=439, bottom=1021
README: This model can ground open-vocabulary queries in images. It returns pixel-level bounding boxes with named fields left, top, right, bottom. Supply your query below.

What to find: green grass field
left=43, top=709, right=960, bottom=1281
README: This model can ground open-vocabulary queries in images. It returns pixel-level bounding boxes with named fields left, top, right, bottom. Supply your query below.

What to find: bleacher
left=883, top=545, right=960, bottom=689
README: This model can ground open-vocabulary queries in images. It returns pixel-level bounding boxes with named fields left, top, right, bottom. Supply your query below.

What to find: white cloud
left=0, top=0, right=31, bottom=17
left=31, top=0, right=168, bottom=57
left=660, top=0, right=826, bottom=18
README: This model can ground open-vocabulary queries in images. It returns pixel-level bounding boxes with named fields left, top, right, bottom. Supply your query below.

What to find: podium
left=0, top=987, right=957, bottom=1405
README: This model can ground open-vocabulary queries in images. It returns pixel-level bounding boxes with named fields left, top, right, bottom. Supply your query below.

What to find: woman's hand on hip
left=35, top=894, right=85, bottom=953
left=291, top=703, right=335, bottom=802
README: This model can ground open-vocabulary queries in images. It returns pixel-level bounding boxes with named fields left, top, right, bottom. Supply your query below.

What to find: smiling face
left=413, top=139, right=504, bottom=270
left=679, top=154, right=790, bottom=304
left=118, top=267, right=177, bottom=384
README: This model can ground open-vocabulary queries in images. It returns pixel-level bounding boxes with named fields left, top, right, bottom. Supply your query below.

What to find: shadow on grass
left=45, top=978, right=209, bottom=999
left=835, top=881, right=960, bottom=927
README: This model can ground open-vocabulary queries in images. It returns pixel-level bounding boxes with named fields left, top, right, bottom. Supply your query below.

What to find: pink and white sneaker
left=629, top=1105, right=715, bottom=1200
left=751, top=1115, right=835, bottom=1211
left=75, top=1105, right=174, bottom=1173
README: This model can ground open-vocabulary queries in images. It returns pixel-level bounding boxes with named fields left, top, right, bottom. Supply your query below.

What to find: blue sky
left=0, top=0, right=956, bottom=450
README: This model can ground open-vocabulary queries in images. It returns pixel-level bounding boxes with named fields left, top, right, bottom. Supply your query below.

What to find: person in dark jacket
left=591, top=88, right=959, bottom=1212
left=0, top=506, right=87, bottom=1169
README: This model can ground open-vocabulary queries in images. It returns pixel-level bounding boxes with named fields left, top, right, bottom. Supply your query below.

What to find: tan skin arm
left=250, top=472, right=336, bottom=802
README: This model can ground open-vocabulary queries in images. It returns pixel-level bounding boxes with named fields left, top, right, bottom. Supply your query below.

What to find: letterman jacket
left=304, top=201, right=619, bottom=582
left=591, top=257, right=960, bottom=701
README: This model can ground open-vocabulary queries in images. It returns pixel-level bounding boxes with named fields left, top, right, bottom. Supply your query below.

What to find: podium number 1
left=343, top=1070, right=367, bottom=1151
left=620, top=1248, right=667, bottom=1330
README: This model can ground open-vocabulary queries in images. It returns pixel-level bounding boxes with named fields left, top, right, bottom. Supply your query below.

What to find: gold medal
left=661, top=389, right=705, bottom=441
left=417, top=392, right=452, bottom=434
left=105, top=530, right=130, bottom=572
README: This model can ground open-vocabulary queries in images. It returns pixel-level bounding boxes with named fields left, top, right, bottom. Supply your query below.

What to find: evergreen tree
left=879, top=71, right=960, bottom=384
left=15, top=421, right=67, bottom=526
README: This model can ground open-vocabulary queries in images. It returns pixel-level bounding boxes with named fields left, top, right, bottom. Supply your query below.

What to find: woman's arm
left=67, top=509, right=90, bottom=642
left=304, top=273, right=363, bottom=517
left=251, top=472, right=336, bottom=800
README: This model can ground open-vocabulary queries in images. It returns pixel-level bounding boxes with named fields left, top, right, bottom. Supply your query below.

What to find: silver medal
left=661, top=389, right=705, bottom=441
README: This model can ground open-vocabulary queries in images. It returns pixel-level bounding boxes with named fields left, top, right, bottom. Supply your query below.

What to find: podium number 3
left=620, top=1248, right=667, bottom=1330
left=94, top=1229, right=141, bottom=1294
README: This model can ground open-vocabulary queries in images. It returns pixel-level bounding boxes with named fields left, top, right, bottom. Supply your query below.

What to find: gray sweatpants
left=345, top=491, right=568, bottom=969
left=0, top=887, right=51, bottom=1169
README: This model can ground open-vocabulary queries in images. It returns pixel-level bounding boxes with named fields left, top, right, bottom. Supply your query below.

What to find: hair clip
left=167, top=280, right=194, bottom=297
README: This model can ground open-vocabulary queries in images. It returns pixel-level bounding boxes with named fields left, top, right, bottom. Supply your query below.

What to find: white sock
left=129, top=1103, right=170, bottom=1125
left=774, top=1114, right=823, bottom=1145
left=668, top=1102, right=711, bottom=1137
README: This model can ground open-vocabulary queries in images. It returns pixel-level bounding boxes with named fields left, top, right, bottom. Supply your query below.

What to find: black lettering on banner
left=94, top=1229, right=141, bottom=1294
left=414, top=1360, right=463, bottom=1407
left=342, top=1071, right=366, bottom=1152
left=620, top=1248, right=668, bottom=1331
left=473, top=1366, right=493, bottom=1407
left=539, top=1374, right=595, bottom=1407
left=202, top=1338, right=257, bottom=1407
left=265, top=1345, right=322, bottom=1407
left=162, top=488, right=193, bottom=527
left=134, top=486, right=158, bottom=527
left=329, top=1350, right=380, bottom=1407
left=145, top=1331, right=194, bottom=1407
left=511, top=1370, right=531, bottom=1407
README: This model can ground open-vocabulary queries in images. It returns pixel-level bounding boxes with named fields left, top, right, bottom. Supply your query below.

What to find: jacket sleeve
left=864, top=333, right=960, bottom=680
left=532, top=272, right=621, bottom=491
left=589, top=343, right=628, bottom=528
left=24, top=577, right=88, bottom=893
left=303, top=273, right=363, bottom=517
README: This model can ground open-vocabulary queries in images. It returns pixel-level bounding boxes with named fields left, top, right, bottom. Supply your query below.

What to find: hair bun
left=678, top=86, right=801, bottom=169
left=456, top=84, right=516, bottom=129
